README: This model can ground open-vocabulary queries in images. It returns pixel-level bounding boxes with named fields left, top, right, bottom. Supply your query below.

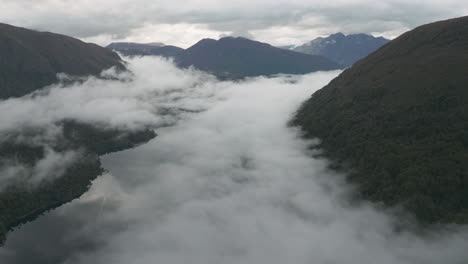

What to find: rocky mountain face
left=0, top=23, right=125, bottom=99
left=107, top=42, right=184, bottom=57
left=293, top=33, right=390, bottom=67
left=293, top=16, right=468, bottom=224
left=174, top=37, right=342, bottom=79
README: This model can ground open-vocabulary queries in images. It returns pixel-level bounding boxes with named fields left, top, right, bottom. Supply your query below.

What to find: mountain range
left=174, top=37, right=341, bottom=79
left=108, top=37, right=342, bottom=79
left=293, top=15, right=468, bottom=224
left=293, top=33, right=390, bottom=67
left=108, top=33, right=389, bottom=75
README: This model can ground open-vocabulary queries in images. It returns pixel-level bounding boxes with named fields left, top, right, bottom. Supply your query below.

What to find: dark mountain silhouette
left=174, top=37, right=342, bottom=79
left=293, top=16, right=468, bottom=224
left=107, top=42, right=184, bottom=57
left=293, top=33, right=390, bottom=67
left=107, top=37, right=341, bottom=79
left=0, top=23, right=125, bottom=99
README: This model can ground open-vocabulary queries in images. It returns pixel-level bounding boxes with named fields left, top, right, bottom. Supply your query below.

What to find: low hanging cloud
left=0, top=56, right=224, bottom=187
left=0, top=148, right=79, bottom=185
left=1, top=57, right=468, bottom=264
left=0, top=57, right=221, bottom=133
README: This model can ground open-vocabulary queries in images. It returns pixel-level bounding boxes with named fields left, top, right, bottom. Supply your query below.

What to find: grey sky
left=1, top=0, right=467, bottom=48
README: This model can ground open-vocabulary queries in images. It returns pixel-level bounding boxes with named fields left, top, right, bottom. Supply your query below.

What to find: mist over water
left=1, top=57, right=468, bottom=264
left=0, top=56, right=222, bottom=187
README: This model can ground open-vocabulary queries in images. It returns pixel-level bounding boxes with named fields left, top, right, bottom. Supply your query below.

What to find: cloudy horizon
left=2, top=0, right=468, bottom=48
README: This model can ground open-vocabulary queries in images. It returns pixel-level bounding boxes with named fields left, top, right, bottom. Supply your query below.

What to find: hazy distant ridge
left=293, top=33, right=390, bottom=67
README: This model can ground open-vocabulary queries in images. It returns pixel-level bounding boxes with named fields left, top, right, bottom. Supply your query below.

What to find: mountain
left=107, top=37, right=341, bottom=79
left=174, top=37, right=341, bottom=79
left=293, top=16, right=468, bottom=224
left=107, top=42, right=185, bottom=57
left=0, top=23, right=125, bottom=99
left=0, top=24, right=156, bottom=244
left=293, top=33, right=390, bottom=67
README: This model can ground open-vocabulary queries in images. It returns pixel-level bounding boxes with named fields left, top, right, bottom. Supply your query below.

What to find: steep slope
left=0, top=23, right=125, bottom=99
left=107, top=42, right=184, bottom=58
left=175, top=37, right=341, bottom=79
left=0, top=24, right=156, bottom=244
left=293, top=16, right=468, bottom=224
left=294, top=33, right=389, bottom=67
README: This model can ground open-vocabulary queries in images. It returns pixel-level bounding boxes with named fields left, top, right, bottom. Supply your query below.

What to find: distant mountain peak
left=188, top=37, right=273, bottom=52
left=219, top=36, right=251, bottom=41
left=293, top=32, right=390, bottom=67
left=191, top=38, right=217, bottom=47
left=176, top=36, right=341, bottom=79
left=107, top=37, right=341, bottom=79
left=329, top=32, right=346, bottom=38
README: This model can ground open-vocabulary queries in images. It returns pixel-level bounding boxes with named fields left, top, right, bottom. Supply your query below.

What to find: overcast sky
left=1, top=0, right=467, bottom=48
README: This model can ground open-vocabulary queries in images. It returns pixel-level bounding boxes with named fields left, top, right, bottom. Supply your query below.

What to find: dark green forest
left=293, top=16, right=468, bottom=224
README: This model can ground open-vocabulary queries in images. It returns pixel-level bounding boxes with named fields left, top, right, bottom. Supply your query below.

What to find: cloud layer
left=0, top=56, right=222, bottom=186
left=1, top=57, right=468, bottom=264
left=2, top=0, right=468, bottom=47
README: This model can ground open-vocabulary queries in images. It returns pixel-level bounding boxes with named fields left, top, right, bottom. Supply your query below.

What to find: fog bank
left=1, top=57, right=467, bottom=264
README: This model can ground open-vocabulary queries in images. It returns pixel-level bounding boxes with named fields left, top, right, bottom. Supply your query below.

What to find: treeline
left=294, top=95, right=468, bottom=224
